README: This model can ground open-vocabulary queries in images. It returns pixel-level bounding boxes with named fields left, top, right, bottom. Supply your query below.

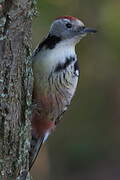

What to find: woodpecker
left=30, top=16, right=96, bottom=169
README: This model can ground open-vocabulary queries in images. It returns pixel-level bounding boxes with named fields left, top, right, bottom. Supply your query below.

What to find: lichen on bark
left=0, top=0, right=35, bottom=179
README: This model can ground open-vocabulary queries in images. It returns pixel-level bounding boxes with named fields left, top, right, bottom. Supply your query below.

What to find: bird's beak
left=76, top=27, right=97, bottom=37
left=83, top=27, right=97, bottom=34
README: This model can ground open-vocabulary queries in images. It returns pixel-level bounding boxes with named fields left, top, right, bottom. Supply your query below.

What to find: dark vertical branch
left=0, top=0, right=35, bottom=179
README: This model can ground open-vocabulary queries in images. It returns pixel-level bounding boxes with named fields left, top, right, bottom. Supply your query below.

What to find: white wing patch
left=43, top=131, right=50, bottom=143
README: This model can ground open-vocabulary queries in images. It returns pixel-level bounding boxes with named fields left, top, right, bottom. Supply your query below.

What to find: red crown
left=56, top=16, right=79, bottom=21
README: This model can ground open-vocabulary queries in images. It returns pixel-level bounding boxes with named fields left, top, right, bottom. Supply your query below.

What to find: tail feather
left=29, top=134, right=45, bottom=170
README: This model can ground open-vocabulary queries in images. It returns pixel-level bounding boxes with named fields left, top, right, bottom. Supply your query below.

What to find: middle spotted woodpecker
left=30, top=16, right=97, bottom=169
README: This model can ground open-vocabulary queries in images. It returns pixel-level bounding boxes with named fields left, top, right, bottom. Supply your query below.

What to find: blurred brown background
left=31, top=0, right=120, bottom=179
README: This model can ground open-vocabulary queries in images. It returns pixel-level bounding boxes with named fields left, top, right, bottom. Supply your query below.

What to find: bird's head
left=49, top=16, right=97, bottom=43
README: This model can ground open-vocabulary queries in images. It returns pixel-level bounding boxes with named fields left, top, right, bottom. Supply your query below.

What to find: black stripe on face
left=54, top=56, right=75, bottom=72
left=34, top=34, right=61, bottom=56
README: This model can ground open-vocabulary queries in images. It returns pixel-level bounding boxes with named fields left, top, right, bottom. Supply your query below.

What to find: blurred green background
left=31, top=0, right=120, bottom=179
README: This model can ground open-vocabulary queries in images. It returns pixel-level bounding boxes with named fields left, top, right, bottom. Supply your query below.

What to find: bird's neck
left=37, top=39, right=75, bottom=63
left=32, top=37, right=78, bottom=82
left=49, top=39, right=76, bottom=63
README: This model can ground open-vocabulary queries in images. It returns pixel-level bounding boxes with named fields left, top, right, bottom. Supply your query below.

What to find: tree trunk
left=0, top=0, right=34, bottom=179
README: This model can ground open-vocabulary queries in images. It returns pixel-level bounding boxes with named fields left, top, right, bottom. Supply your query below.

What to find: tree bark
left=0, top=0, right=34, bottom=179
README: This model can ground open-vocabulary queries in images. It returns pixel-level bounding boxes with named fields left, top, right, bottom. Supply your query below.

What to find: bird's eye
left=66, top=23, right=72, bottom=28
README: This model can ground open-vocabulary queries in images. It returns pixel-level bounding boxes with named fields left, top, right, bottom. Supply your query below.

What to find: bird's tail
left=17, top=134, right=45, bottom=180
left=29, top=133, right=45, bottom=170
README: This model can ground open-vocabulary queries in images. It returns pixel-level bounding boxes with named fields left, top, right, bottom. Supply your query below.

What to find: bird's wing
left=29, top=133, right=45, bottom=170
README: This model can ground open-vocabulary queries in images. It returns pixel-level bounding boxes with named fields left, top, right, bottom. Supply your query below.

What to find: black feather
left=55, top=56, right=75, bottom=72
left=74, top=61, right=80, bottom=76
left=29, top=134, right=45, bottom=170
left=74, top=61, right=79, bottom=72
left=34, top=34, right=61, bottom=56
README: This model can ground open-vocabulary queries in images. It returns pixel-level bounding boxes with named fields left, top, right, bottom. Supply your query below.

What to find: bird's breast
left=32, top=41, right=76, bottom=74
left=32, top=42, right=79, bottom=130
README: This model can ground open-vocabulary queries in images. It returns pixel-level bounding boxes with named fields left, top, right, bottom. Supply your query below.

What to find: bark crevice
left=0, top=0, right=34, bottom=179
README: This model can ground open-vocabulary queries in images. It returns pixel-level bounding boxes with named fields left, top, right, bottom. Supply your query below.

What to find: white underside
left=33, top=38, right=77, bottom=74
